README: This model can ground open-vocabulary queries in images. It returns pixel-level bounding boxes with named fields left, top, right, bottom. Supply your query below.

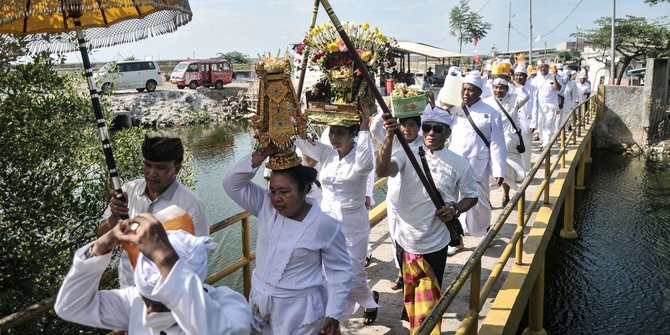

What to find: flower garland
left=298, top=21, right=396, bottom=77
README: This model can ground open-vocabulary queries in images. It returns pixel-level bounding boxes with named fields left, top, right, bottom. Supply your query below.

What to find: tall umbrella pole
left=317, top=0, right=459, bottom=242
left=296, top=0, right=321, bottom=100
left=74, top=19, right=128, bottom=219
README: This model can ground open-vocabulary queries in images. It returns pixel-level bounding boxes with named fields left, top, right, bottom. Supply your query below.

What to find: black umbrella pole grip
left=74, top=21, right=128, bottom=220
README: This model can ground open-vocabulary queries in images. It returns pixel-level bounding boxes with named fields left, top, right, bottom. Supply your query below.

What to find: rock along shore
left=107, top=82, right=254, bottom=128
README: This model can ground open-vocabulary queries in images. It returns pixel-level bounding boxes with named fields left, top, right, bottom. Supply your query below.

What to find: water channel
left=544, top=152, right=670, bottom=334
left=160, top=121, right=670, bottom=332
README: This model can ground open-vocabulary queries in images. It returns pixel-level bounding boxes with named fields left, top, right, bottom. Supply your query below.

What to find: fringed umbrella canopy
left=0, top=0, right=192, bottom=53
left=0, top=0, right=194, bottom=225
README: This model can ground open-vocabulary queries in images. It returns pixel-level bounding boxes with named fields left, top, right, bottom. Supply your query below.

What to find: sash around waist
left=251, top=274, right=321, bottom=298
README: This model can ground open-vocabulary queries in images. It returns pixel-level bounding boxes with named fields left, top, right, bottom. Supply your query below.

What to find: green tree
left=215, top=51, right=250, bottom=64
left=573, top=15, right=670, bottom=84
left=449, top=0, right=492, bottom=53
left=556, top=50, right=582, bottom=63
left=0, top=52, right=194, bottom=332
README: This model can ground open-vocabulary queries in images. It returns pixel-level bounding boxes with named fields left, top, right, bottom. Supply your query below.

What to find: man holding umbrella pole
left=377, top=106, right=479, bottom=334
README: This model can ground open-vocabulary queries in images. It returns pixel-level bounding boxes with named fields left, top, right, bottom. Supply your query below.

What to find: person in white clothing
left=576, top=72, right=592, bottom=101
left=320, top=125, right=376, bottom=266
left=295, top=107, right=379, bottom=325
left=370, top=109, right=424, bottom=290
left=447, top=71, right=507, bottom=253
left=376, top=107, right=478, bottom=332
left=530, top=63, right=562, bottom=149
left=557, top=71, right=582, bottom=131
left=98, top=136, right=209, bottom=288
left=483, top=76, right=529, bottom=207
left=514, top=64, right=539, bottom=171
left=55, top=214, right=250, bottom=334
left=223, top=149, right=353, bottom=334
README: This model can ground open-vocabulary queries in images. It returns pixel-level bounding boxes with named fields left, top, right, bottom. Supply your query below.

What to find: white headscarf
left=421, top=105, right=454, bottom=127
left=463, top=71, right=484, bottom=90
left=492, top=78, right=509, bottom=87
left=135, top=230, right=216, bottom=298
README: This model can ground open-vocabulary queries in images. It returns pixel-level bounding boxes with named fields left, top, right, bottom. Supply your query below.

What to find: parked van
left=170, top=59, right=234, bottom=90
left=96, top=60, right=163, bottom=93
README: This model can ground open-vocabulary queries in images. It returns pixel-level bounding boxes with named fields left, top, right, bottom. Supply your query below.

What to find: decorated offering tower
left=252, top=54, right=309, bottom=170
left=297, top=21, right=395, bottom=126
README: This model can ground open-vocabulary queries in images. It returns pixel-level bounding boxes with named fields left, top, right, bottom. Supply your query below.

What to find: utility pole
left=507, top=0, right=512, bottom=53
left=529, top=0, right=533, bottom=66
left=610, top=0, right=616, bottom=85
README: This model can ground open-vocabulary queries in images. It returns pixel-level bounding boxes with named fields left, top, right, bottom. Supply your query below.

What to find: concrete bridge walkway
left=342, top=139, right=555, bottom=335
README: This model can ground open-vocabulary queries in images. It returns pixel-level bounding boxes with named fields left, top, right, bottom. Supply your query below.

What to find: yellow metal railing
left=0, top=176, right=388, bottom=333
left=416, top=95, right=599, bottom=335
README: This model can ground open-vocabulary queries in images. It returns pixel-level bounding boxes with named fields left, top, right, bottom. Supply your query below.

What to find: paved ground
left=341, top=140, right=554, bottom=334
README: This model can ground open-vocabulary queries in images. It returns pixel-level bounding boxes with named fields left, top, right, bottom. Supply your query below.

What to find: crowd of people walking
left=53, top=55, right=592, bottom=334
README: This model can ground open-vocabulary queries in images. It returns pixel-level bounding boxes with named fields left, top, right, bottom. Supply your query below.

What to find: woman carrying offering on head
left=295, top=105, right=380, bottom=325
left=223, top=146, right=352, bottom=334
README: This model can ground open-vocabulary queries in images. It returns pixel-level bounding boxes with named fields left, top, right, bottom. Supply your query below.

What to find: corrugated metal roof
left=394, top=41, right=466, bottom=58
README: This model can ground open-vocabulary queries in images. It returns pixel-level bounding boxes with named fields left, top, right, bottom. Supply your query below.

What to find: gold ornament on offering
left=252, top=53, right=308, bottom=170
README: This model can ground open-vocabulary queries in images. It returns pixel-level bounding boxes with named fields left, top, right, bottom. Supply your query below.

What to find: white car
left=95, top=60, right=163, bottom=93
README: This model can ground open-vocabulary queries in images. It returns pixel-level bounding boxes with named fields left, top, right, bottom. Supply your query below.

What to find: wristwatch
left=451, top=202, right=461, bottom=218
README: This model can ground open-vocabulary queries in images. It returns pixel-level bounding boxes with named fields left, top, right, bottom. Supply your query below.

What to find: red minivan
left=170, top=59, right=234, bottom=89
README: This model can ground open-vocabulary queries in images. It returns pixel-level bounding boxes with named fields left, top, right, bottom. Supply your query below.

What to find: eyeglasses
left=421, top=124, right=446, bottom=134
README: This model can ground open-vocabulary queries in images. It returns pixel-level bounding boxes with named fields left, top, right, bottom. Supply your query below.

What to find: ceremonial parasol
left=0, top=0, right=192, bottom=217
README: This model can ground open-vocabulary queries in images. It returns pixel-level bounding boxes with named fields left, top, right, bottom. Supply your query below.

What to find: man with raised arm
left=376, top=107, right=478, bottom=334
left=56, top=214, right=251, bottom=334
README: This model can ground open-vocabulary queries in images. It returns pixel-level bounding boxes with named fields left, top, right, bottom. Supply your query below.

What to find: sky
left=65, top=0, right=669, bottom=64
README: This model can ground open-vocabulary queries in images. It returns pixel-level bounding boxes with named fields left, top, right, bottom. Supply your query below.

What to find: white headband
left=492, top=78, right=509, bottom=87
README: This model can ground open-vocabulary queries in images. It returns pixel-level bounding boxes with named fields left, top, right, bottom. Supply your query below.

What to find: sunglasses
left=421, top=123, right=446, bottom=134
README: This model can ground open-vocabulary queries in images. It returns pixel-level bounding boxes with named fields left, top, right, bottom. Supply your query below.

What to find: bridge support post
left=560, top=176, right=578, bottom=239
left=522, top=261, right=548, bottom=335
left=576, top=145, right=587, bottom=190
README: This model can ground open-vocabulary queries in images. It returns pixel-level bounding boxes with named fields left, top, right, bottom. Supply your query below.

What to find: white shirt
left=391, top=145, right=479, bottom=254
left=576, top=80, right=592, bottom=100
left=522, top=82, right=540, bottom=129
left=295, top=131, right=374, bottom=224
left=531, top=73, right=561, bottom=111
left=448, top=99, right=507, bottom=181
left=55, top=243, right=251, bottom=335
left=102, top=179, right=209, bottom=287
left=483, top=87, right=529, bottom=153
left=222, top=154, right=352, bottom=330
left=320, top=127, right=375, bottom=204
left=562, top=79, right=581, bottom=110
